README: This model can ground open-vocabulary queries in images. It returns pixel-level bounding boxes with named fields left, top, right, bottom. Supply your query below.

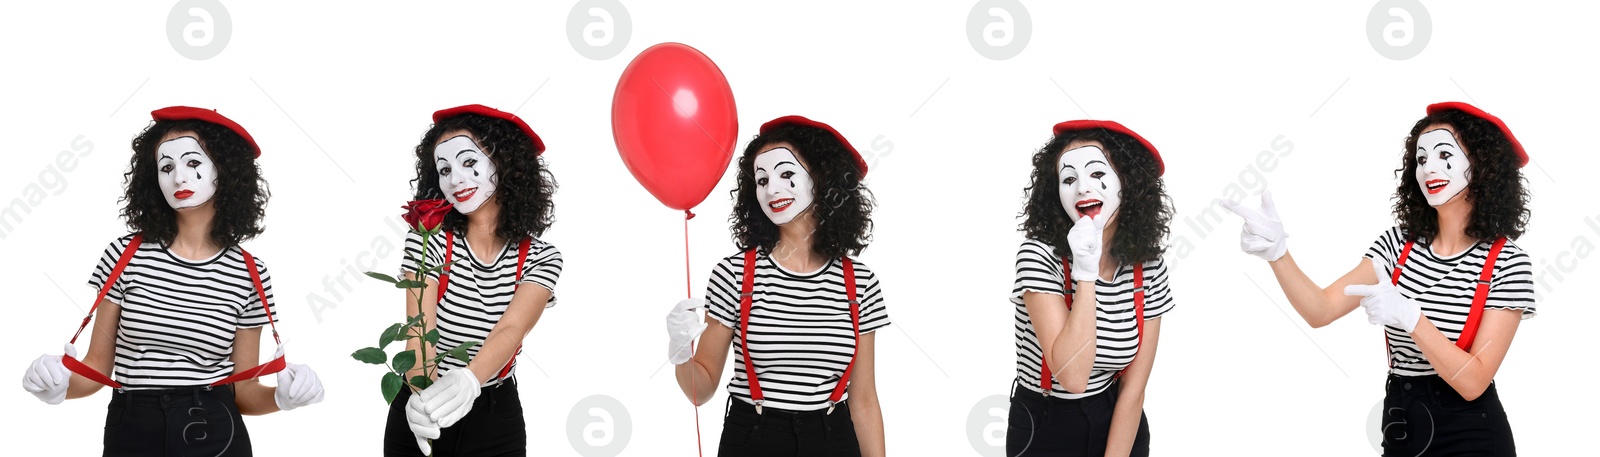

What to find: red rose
left=401, top=199, right=453, bottom=233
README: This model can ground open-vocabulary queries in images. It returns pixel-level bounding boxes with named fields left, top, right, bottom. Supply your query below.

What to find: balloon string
left=684, top=210, right=694, bottom=297
left=685, top=209, right=703, bottom=457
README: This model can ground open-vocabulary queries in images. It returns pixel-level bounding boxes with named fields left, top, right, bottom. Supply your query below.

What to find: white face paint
left=1415, top=128, right=1471, bottom=207
left=1057, top=145, right=1122, bottom=228
left=434, top=135, right=498, bottom=214
left=754, top=147, right=815, bottom=225
left=156, top=136, right=219, bottom=210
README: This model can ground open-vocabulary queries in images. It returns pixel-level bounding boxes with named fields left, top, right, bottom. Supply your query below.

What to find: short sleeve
left=1140, top=257, right=1176, bottom=320
left=85, top=235, right=136, bottom=305
left=399, top=230, right=447, bottom=281
left=1363, top=227, right=1405, bottom=272
left=518, top=242, right=563, bottom=307
left=1011, top=239, right=1070, bottom=304
left=704, top=254, right=744, bottom=330
left=1486, top=242, right=1536, bottom=319
left=853, top=260, right=891, bottom=334
left=238, top=252, right=276, bottom=328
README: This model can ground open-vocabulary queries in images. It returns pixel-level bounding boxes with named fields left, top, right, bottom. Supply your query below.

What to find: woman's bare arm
left=1104, top=317, right=1161, bottom=456
left=1266, top=253, right=1374, bottom=328
left=675, top=316, right=732, bottom=406
left=1026, top=281, right=1099, bottom=393
left=65, top=298, right=120, bottom=399
left=848, top=332, right=885, bottom=457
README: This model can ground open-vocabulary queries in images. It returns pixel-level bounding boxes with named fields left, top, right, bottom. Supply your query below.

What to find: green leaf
left=392, top=350, right=417, bottom=373
left=447, top=341, right=480, bottom=363
left=381, top=372, right=403, bottom=404
left=379, top=323, right=404, bottom=348
left=421, top=259, right=464, bottom=274
left=363, top=271, right=399, bottom=285
left=395, top=280, right=429, bottom=289
left=410, top=375, right=433, bottom=390
left=424, top=329, right=440, bottom=345
left=405, top=313, right=426, bottom=329
left=351, top=347, right=386, bottom=364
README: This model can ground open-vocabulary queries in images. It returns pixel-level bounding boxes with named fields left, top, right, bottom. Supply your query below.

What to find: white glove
left=1066, top=217, right=1105, bottom=282
left=1221, top=190, right=1289, bottom=262
left=1344, top=259, right=1423, bottom=333
left=666, top=298, right=708, bottom=365
left=22, top=344, right=74, bottom=405
left=405, top=392, right=438, bottom=455
left=420, top=368, right=482, bottom=428
left=272, top=343, right=325, bottom=411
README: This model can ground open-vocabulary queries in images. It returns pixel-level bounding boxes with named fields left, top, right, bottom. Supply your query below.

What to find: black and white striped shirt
left=705, top=251, right=891, bottom=412
left=402, top=230, right=562, bottom=386
left=85, top=234, right=276, bottom=389
left=1365, top=227, right=1536, bottom=377
left=1011, top=239, right=1175, bottom=399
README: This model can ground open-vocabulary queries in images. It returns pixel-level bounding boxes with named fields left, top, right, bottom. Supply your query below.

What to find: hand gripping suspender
left=438, top=232, right=531, bottom=381
left=738, top=248, right=860, bottom=415
left=1039, top=256, right=1145, bottom=396
left=62, top=233, right=287, bottom=389
left=1386, top=237, right=1507, bottom=366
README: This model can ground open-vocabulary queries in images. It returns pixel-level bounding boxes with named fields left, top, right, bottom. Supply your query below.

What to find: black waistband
left=393, top=376, right=519, bottom=414
left=1385, top=373, right=1495, bottom=397
left=111, top=384, right=235, bottom=407
left=485, top=377, right=518, bottom=395
left=724, top=398, right=852, bottom=433
left=1010, top=378, right=1122, bottom=411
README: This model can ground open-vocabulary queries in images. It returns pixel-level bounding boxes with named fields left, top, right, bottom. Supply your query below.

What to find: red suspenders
left=1039, top=256, right=1145, bottom=396
left=1386, top=237, right=1508, bottom=365
left=1459, top=238, right=1508, bottom=351
left=737, top=248, right=859, bottom=415
left=62, top=233, right=286, bottom=389
left=437, top=231, right=531, bottom=381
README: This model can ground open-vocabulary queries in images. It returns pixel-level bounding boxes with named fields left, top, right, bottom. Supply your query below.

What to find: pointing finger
left=1260, top=189, right=1279, bottom=217
left=1220, top=199, right=1260, bottom=221
left=1344, top=284, right=1379, bottom=297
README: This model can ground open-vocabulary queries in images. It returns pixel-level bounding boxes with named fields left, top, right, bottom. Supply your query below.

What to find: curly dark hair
left=1019, top=128, right=1173, bottom=265
left=122, top=119, right=269, bottom=248
left=1392, top=110, right=1530, bottom=242
left=730, top=124, right=874, bottom=259
left=411, top=113, right=556, bottom=241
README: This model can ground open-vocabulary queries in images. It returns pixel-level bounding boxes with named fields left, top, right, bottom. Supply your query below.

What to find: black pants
left=1381, top=374, right=1516, bottom=456
left=717, top=398, right=861, bottom=457
left=383, top=379, right=526, bottom=457
left=1006, top=380, right=1150, bottom=457
left=102, top=385, right=252, bottom=457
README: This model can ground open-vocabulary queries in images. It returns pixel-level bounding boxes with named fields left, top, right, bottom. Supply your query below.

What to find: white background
left=2, top=1, right=1595, bottom=455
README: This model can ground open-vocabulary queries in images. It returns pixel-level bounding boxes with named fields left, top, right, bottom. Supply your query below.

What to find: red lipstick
left=1075, top=199, right=1103, bottom=219
left=769, top=198, right=794, bottom=212
left=1425, top=179, right=1449, bottom=195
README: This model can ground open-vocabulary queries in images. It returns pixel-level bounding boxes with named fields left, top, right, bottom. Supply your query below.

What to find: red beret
left=432, top=104, right=546, bottom=155
left=150, top=106, right=260, bottom=158
left=759, top=115, right=868, bottom=178
left=1052, top=120, right=1164, bottom=176
left=1426, top=102, right=1527, bottom=168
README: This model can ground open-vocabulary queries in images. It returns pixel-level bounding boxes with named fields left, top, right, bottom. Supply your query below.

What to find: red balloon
left=612, top=43, right=739, bottom=211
